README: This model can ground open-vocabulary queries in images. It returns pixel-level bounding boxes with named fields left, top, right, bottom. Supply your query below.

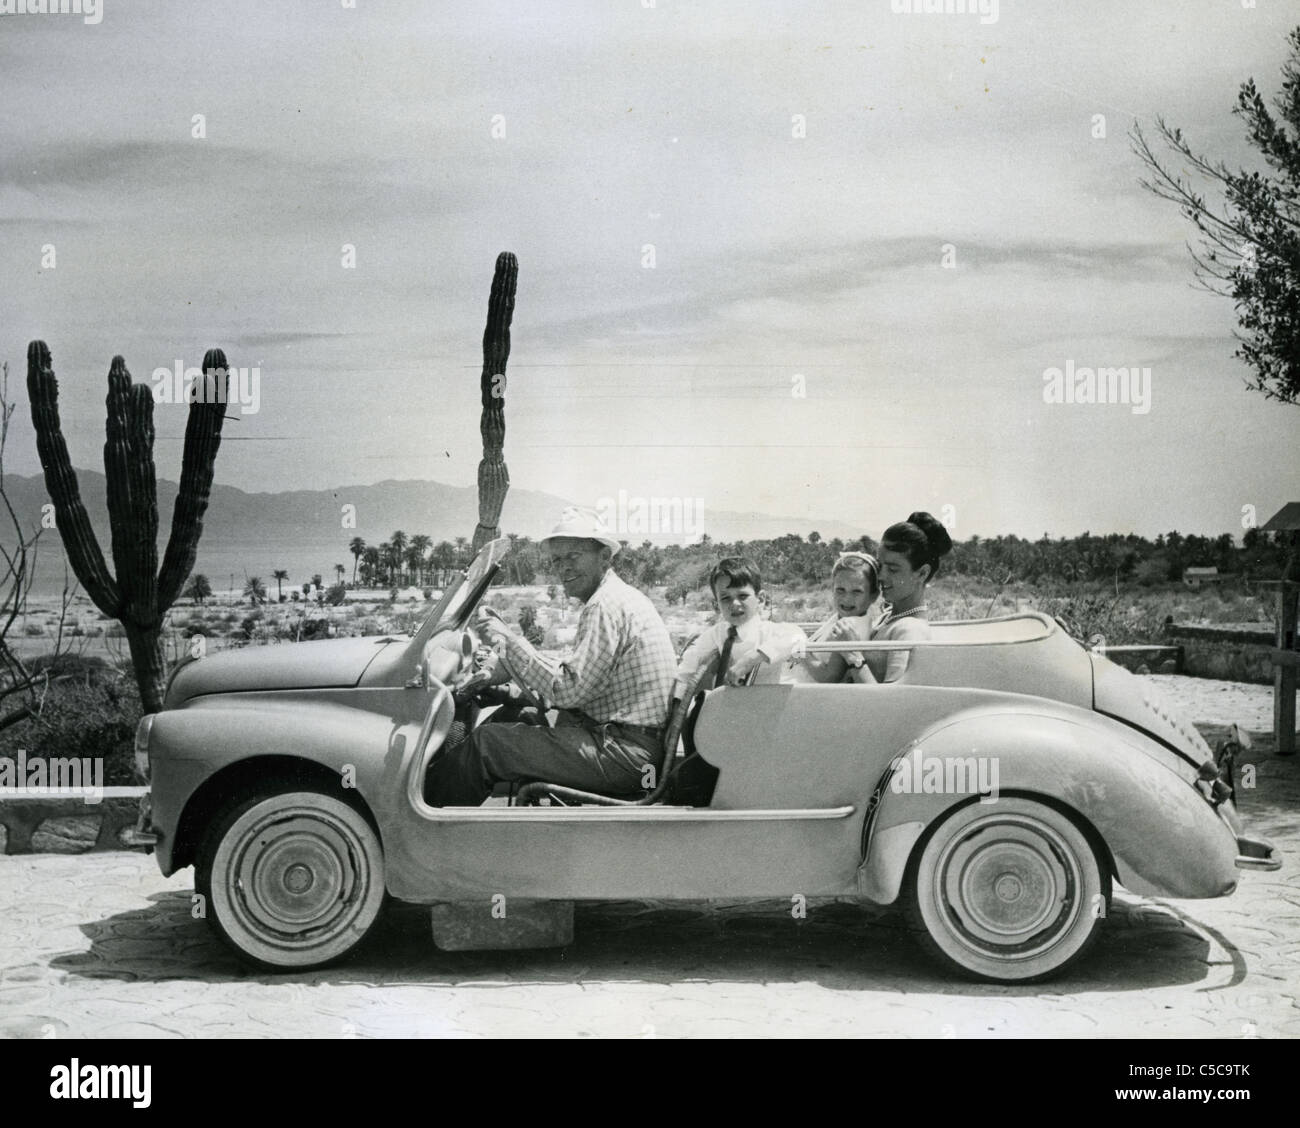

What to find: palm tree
left=244, top=576, right=267, bottom=605
left=432, top=541, right=455, bottom=585
left=272, top=569, right=289, bottom=601
left=409, top=534, right=431, bottom=586
left=334, top=563, right=346, bottom=584
left=506, top=532, right=521, bottom=583
left=454, top=536, right=469, bottom=569
left=390, top=531, right=408, bottom=584
left=349, top=537, right=365, bottom=584
left=362, top=546, right=381, bottom=587
left=184, top=574, right=213, bottom=605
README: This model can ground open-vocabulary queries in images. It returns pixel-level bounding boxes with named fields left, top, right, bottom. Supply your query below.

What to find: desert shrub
left=518, top=605, right=545, bottom=647
left=1034, top=589, right=1164, bottom=647
left=24, top=652, right=120, bottom=684
left=23, top=622, right=44, bottom=636
left=0, top=675, right=140, bottom=786
left=391, top=610, right=423, bottom=634
left=423, top=588, right=433, bottom=601
left=325, top=582, right=347, bottom=607
left=104, top=622, right=126, bottom=638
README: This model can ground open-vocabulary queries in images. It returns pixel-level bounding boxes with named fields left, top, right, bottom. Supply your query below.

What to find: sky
left=1, top=0, right=1297, bottom=544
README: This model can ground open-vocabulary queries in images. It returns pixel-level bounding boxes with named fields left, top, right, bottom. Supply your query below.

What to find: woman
left=844, top=511, right=952, bottom=684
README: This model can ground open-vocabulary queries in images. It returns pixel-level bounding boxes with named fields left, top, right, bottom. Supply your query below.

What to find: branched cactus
left=472, top=252, right=517, bottom=553
left=27, top=341, right=228, bottom=713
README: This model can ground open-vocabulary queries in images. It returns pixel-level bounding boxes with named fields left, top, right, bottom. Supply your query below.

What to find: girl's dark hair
left=880, top=511, right=953, bottom=581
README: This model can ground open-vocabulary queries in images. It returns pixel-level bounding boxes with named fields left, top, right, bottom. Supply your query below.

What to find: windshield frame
left=401, top=538, right=510, bottom=659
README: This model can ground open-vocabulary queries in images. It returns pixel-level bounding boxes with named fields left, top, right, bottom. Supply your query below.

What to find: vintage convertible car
left=128, top=539, right=1280, bottom=982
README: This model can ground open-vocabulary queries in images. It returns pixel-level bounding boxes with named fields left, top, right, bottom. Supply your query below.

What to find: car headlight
left=133, top=714, right=155, bottom=783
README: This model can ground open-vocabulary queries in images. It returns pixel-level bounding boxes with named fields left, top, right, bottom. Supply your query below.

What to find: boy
left=664, top=557, right=804, bottom=807
left=672, top=556, right=807, bottom=698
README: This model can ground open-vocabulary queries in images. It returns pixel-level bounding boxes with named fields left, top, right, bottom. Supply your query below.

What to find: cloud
left=234, top=331, right=362, bottom=349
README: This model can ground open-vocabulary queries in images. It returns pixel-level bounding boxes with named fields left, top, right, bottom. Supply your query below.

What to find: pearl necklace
left=879, top=604, right=928, bottom=627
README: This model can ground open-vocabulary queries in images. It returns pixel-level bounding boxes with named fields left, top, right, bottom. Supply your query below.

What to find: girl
left=845, top=511, right=952, bottom=684
left=794, top=551, right=881, bottom=683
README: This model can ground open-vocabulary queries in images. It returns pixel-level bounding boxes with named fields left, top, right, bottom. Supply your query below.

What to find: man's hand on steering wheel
left=474, top=605, right=514, bottom=648
left=469, top=606, right=550, bottom=714
left=452, top=644, right=511, bottom=702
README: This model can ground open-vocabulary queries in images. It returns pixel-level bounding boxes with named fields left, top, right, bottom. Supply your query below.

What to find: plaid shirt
left=499, top=569, right=676, bottom=727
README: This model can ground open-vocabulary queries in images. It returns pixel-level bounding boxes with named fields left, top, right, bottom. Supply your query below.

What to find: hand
left=725, top=650, right=763, bottom=685
left=829, top=618, right=866, bottom=642
left=475, top=606, right=513, bottom=646
left=454, top=650, right=513, bottom=700
left=473, top=646, right=512, bottom=684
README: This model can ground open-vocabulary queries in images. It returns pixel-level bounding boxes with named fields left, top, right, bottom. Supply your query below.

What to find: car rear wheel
left=196, top=788, right=385, bottom=971
left=904, top=797, right=1108, bottom=983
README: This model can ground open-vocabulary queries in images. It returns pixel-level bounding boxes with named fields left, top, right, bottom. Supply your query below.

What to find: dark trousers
left=427, top=708, right=662, bottom=806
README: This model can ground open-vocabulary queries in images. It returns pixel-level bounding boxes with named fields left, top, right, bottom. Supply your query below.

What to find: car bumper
left=1218, top=801, right=1281, bottom=872
left=119, top=791, right=158, bottom=851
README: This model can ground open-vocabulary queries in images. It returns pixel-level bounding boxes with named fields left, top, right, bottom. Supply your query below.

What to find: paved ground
left=1, top=676, right=1297, bottom=1038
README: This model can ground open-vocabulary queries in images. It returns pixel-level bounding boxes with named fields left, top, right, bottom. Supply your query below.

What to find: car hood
left=1090, top=653, right=1213, bottom=767
left=165, top=636, right=401, bottom=705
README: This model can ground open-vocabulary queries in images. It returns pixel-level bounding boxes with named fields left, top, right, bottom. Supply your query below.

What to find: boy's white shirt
left=673, top=616, right=808, bottom=695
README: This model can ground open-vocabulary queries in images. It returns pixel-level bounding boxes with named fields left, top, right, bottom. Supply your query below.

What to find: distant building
left=1183, top=566, right=1221, bottom=588
left=1261, top=502, right=1300, bottom=534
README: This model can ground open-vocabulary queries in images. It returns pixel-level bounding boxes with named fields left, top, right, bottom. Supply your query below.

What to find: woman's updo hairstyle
left=880, top=511, right=953, bottom=582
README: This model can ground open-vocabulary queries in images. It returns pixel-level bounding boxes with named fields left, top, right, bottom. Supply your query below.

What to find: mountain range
left=5, top=471, right=863, bottom=596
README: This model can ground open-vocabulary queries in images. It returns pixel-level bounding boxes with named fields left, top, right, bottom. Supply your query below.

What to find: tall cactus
left=27, top=341, right=228, bottom=713
left=472, top=252, right=517, bottom=553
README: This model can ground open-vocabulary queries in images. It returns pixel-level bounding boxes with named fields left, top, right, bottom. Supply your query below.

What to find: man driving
left=426, top=507, right=677, bottom=805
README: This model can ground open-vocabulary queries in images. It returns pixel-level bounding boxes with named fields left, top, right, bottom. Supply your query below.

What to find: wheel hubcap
left=283, top=862, right=315, bottom=895
left=231, top=812, right=366, bottom=940
left=936, top=813, right=1081, bottom=957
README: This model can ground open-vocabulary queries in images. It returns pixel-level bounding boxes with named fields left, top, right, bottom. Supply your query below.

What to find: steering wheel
left=468, top=610, right=551, bottom=715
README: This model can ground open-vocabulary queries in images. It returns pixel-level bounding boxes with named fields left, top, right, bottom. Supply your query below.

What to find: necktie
left=714, top=625, right=739, bottom=688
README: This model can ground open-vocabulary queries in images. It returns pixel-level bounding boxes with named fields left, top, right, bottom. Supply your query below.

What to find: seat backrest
left=894, top=614, right=1091, bottom=707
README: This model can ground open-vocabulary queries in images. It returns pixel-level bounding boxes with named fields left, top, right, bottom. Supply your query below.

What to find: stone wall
left=0, top=789, right=145, bottom=855
left=1165, top=624, right=1277, bottom=685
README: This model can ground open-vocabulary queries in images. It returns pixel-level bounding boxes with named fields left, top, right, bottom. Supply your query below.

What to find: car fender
left=149, top=690, right=412, bottom=874
left=858, top=706, right=1238, bottom=905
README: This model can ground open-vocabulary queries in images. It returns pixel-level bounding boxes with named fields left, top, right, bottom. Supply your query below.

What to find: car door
left=379, top=683, right=865, bottom=903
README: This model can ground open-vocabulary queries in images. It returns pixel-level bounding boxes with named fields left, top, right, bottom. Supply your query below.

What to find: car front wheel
left=196, top=789, right=385, bottom=971
left=904, top=797, right=1108, bottom=983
